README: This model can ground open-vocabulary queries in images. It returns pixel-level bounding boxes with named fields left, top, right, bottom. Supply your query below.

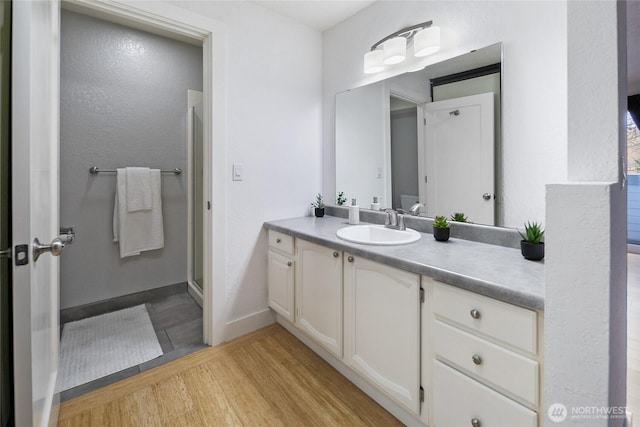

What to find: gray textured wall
left=60, top=10, right=202, bottom=309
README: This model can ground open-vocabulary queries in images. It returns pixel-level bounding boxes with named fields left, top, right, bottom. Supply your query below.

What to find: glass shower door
left=192, top=98, right=204, bottom=290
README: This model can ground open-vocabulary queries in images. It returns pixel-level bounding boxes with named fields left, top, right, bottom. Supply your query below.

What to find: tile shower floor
left=60, top=286, right=205, bottom=402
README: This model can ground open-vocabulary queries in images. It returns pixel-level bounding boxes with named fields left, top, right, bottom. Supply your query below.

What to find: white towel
left=126, top=167, right=152, bottom=212
left=113, top=168, right=164, bottom=258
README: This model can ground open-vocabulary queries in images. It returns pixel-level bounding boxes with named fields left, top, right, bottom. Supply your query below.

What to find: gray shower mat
left=56, top=304, right=163, bottom=392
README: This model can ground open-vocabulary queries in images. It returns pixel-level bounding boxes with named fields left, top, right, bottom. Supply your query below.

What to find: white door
left=295, top=240, right=343, bottom=358
left=421, top=92, right=494, bottom=225
left=12, top=1, right=61, bottom=426
left=343, top=255, right=421, bottom=414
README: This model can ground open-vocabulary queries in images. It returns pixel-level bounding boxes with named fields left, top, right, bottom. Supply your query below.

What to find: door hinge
left=419, top=386, right=425, bottom=402
left=423, top=118, right=426, bottom=126
left=420, top=287, right=425, bottom=303
left=424, top=176, right=428, bottom=183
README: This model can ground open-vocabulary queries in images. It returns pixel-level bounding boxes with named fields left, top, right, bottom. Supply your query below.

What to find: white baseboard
left=187, top=281, right=203, bottom=308
left=276, top=315, right=426, bottom=427
left=225, top=308, right=276, bottom=341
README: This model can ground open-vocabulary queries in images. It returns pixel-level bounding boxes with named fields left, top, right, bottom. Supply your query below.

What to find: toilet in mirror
left=336, top=43, right=503, bottom=226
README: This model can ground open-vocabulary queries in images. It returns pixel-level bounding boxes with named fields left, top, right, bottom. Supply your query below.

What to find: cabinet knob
left=287, top=261, right=292, bottom=267
left=276, top=238, right=282, bottom=243
left=347, top=256, right=354, bottom=263
left=470, top=309, right=481, bottom=319
left=471, top=418, right=481, bottom=427
left=472, top=354, right=482, bottom=365
left=333, top=251, right=339, bottom=258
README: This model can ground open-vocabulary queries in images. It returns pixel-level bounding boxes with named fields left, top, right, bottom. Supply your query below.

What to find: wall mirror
left=335, top=43, right=503, bottom=226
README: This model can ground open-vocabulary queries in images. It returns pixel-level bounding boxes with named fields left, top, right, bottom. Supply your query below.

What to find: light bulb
left=364, top=50, right=385, bottom=74
left=414, top=26, right=440, bottom=57
left=383, top=37, right=406, bottom=65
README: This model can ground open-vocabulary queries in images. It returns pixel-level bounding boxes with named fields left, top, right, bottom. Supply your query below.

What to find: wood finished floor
left=56, top=324, right=402, bottom=427
left=629, top=253, right=640, bottom=418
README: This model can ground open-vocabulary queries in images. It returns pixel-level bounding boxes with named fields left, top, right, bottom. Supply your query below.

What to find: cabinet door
left=432, top=361, right=537, bottom=427
left=344, top=255, right=421, bottom=414
left=295, top=240, right=343, bottom=357
left=268, top=251, right=295, bottom=322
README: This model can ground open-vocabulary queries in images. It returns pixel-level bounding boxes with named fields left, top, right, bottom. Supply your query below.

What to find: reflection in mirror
left=336, top=43, right=502, bottom=226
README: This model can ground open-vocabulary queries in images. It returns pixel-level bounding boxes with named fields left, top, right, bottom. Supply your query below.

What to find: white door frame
left=62, top=0, right=227, bottom=345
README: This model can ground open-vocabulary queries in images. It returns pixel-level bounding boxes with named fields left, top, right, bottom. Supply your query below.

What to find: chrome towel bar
left=89, top=166, right=182, bottom=175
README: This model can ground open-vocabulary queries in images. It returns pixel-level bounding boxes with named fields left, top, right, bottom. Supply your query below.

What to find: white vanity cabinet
left=426, top=279, right=542, bottom=427
left=295, top=239, right=343, bottom=358
left=344, top=254, right=421, bottom=415
left=267, top=230, right=295, bottom=322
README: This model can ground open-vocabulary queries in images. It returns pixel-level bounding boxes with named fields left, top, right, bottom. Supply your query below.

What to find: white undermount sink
left=336, top=224, right=421, bottom=246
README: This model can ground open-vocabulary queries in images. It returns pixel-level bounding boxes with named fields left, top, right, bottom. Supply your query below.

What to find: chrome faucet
left=408, top=202, right=425, bottom=216
left=384, top=209, right=406, bottom=231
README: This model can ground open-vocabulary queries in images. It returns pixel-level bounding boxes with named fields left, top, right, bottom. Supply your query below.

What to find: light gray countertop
left=264, top=216, right=545, bottom=311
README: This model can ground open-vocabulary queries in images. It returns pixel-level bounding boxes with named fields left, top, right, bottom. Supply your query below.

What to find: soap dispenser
left=349, top=199, right=360, bottom=225
left=371, top=196, right=380, bottom=211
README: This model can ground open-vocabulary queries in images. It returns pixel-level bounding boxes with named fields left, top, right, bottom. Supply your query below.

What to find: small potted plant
left=432, top=216, right=450, bottom=241
left=519, top=221, right=544, bottom=261
left=311, top=193, right=325, bottom=217
left=450, top=212, right=468, bottom=223
left=336, top=191, right=347, bottom=206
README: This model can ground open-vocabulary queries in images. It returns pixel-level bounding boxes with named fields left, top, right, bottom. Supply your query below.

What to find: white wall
left=323, top=1, right=568, bottom=228
left=545, top=2, right=627, bottom=425
left=174, top=1, right=322, bottom=330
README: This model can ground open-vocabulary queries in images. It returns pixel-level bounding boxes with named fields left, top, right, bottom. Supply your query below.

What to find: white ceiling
left=254, top=0, right=375, bottom=32
left=254, top=1, right=640, bottom=94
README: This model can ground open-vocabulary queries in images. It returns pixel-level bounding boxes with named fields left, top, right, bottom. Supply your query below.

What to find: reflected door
left=422, top=92, right=495, bottom=225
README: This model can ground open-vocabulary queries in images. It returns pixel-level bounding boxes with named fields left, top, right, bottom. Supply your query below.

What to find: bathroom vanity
left=264, top=215, right=544, bottom=427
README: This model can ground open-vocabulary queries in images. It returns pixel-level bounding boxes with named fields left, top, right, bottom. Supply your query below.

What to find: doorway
left=57, top=8, right=206, bottom=400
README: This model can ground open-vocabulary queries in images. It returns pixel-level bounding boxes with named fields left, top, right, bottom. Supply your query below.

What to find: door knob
left=33, top=237, right=65, bottom=262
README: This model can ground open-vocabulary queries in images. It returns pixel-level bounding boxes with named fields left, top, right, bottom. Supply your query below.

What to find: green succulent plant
left=336, top=192, right=347, bottom=206
left=433, top=215, right=450, bottom=229
left=450, top=212, right=468, bottom=222
left=311, top=193, right=325, bottom=209
left=519, top=221, right=544, bottom=244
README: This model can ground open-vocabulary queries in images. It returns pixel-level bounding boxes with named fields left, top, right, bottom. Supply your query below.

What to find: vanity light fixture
left=364, top=21, right=441, bottom=74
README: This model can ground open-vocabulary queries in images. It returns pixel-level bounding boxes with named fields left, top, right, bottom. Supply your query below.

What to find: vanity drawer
left=433, top=361, right=537, bottom=427
left=268, top=230, right=294, bottom=255
left=433, top=320, right=539, bottom=405
left=432, top=282, right=537, bottom=354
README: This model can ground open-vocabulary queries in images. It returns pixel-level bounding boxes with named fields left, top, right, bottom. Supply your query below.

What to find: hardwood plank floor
left=57, top=324, right=402, bottom=426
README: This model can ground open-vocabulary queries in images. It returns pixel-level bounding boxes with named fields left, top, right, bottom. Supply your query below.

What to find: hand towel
left=126, top=167, right=152, bottom=212
left=113, top=168, right=164, bottom=258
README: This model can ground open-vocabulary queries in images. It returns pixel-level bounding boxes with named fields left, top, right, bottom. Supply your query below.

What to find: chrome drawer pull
left=276, top=238, right=282, bottom=243
left=333, top=251, right=339, bottom=258
left=287, top=261, right=292, bottom=267
left=347, top=256, right=354, bottom=263
left=472, top=354, right=482, bottom=365
left=470, top=309, right=481, bottom=319
left=471, top=418, right=481, bottom=427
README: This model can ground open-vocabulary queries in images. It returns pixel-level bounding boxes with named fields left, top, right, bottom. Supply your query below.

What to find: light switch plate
left=232, top=163, right=243, bottom=181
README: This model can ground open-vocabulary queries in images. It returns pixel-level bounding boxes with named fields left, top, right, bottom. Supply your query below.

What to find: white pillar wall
left=544, top=2, right=627, bottom=426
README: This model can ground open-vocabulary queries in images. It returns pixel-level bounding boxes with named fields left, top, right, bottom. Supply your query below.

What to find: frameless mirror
left=336, top=43, right=503, bottom=226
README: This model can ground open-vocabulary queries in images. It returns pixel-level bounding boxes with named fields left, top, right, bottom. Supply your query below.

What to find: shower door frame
left=62, top=0, right=227, bottom=346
